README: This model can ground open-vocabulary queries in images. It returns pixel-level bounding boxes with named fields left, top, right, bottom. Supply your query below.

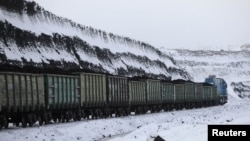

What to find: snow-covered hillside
left=0, top=0, right=189, bottom=79
left=160, top=48, right=250, bottom=99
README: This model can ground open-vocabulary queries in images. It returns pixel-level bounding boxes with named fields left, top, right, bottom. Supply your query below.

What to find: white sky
left=33, top=0, right=250, bottom=50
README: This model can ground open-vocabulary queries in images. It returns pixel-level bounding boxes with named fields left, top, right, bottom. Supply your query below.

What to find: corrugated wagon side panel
left=20, top=75, right=26, bottom=111
left=0, top=73, right=45, bottom=112
left=29, top=75, right=40, bottom=111
left=58, top=77, right=63, bottom=108
left=203, top=86, right=211, bottom=101
left=80, top=74, right=86, bottom=107
left=108, top=76, right=128, bottom=107
left=123, top=78, right=129, bottom=106
left=31, top=76, right=38, bottom=111
left=0, top=74, right=17, bottom=112
left=6, top=75, right=14, bottom=111
left=37, top=75, right=45, bottom=110
left=63, top=77, right=68, bottom=108
left=128, top=81, right=146, bottom=106
left=161, top=83, right=174, bottom=103
left=45, top=74, right=80, bottom=110
left=45, top=75, right=56, bottom=109
left=26, top=75, right=32, bottom=111
left=13, top=75, right=21, bottom=111
left=128, top=82, right=133, bottom=105
left=141, top=82, right=146, bottom=105
left=29, top=75, right=44, bottom=111
left=211, top=86, right=218, bottom=100
left=100, top=75, right=107, bottom=106
left=80, top=73, right=106, bottom=108
left=195, top=84, right=203, bottom=102
left=0, top=74, right=6, bottom=112
left=174, top=84, right=185, bottom=103
left=146, top=80, right=161, bottom=105
left=185, top=83, right=195, bottom=102
left=70, top=77, right=81, bottom=108
left=88, top=75, right=93, bottom=107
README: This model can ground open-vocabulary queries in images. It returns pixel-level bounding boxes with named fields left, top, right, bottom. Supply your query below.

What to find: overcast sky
left=33, top=0, right=250, bottom=50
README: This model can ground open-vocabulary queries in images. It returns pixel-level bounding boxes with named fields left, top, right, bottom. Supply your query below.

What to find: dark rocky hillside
left=0, top=0, right=190, bottom=79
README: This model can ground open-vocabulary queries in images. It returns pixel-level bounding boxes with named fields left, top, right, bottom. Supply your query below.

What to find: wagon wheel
left=65, top=114, right=70, bottom=122
left=84, top=111, right=89, bottom=119
left=89, top=110, right=94, bottom=119
left=98, top=109, right=104, bottom=118
left=22, top=116, right=27, bottom=128
left=122, top=109, right=127, bottom=116
left=126, top=108, right=130, bottom=116
left=53, top=117, right=58, bottom=123
left=59, top=114, right=65, bottom=123
left=118, top=109, right=123, bottom=117
left=0, top=117, right=7, bottom=129
left=77, top=111, right=83, bottom=121
left=32, top=115, right=37, bottom=125
left=79, top=111, right=84, bottom=120
left=151, top=108, right=155, bottom=113
left=100, top=110, right=104, bottom=118
left=16, top=121, right=20, bottom=127
left=139, top=108, right=143, bottom=114
left=27, top=115, right=33, bottom=127
left=3, top=117, right=9, bottom=129
left=43, top=114, right=49, bottom=125
left=103, top=110, right=108, bottom=118
left=0, top=117, right=3, bottom=130
left=115, top=110, right=119, bottom=117
left=38, top=115, right=43, bottom=126
left=94, top=110, right=99, bottom=119
left=72, top=112, right=77, bottom=121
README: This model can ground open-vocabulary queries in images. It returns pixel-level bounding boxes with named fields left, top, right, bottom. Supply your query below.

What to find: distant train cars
left=0, top=72, right=228, bottom=129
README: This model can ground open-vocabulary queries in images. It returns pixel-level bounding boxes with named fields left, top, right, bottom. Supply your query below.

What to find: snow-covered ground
left=0, top=96, right=249, bottom=141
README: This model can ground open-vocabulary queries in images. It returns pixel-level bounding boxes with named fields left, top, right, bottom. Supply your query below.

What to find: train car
left=44, top=74, right=81, bottom=122
left=107, top=75, right=129, bottom=116
left=172, top=80, right=185, bottom=109
left=211, top=85, right=218, bottom=105
left=202, top=82, right=213, bottom=106
left=128, top=80, right=146, bottom=114
left=79, top=72, right=107, bottom=118
left=143, top=79, right=161, bottom=112
left=172, top=79, right=196, bottom=109
left=0, top=72, right=45, bottom=128
left=205, top=75, right=227, bottom=104
left=161, top=80, right=174, bottom=110
left=194, top=83, right=204, bottom=107
left=183, top=81, right=195, bottom=108
left=202, top=82, right=219, bottom=106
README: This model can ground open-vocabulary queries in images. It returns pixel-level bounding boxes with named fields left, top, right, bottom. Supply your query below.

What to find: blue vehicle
left=205, top=75, right=228, bottom=104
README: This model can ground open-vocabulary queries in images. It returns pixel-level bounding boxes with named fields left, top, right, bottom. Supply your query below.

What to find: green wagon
left=44, top=74, right=80, bottom=110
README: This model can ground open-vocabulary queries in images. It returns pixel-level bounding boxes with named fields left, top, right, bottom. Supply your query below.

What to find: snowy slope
left=160, top=49, right=250, bottom=99
left=0, top=0, right=189, bottom=79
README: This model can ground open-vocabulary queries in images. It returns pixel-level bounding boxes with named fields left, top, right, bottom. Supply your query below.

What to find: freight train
left=0, top=72, right=227, bottom=129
